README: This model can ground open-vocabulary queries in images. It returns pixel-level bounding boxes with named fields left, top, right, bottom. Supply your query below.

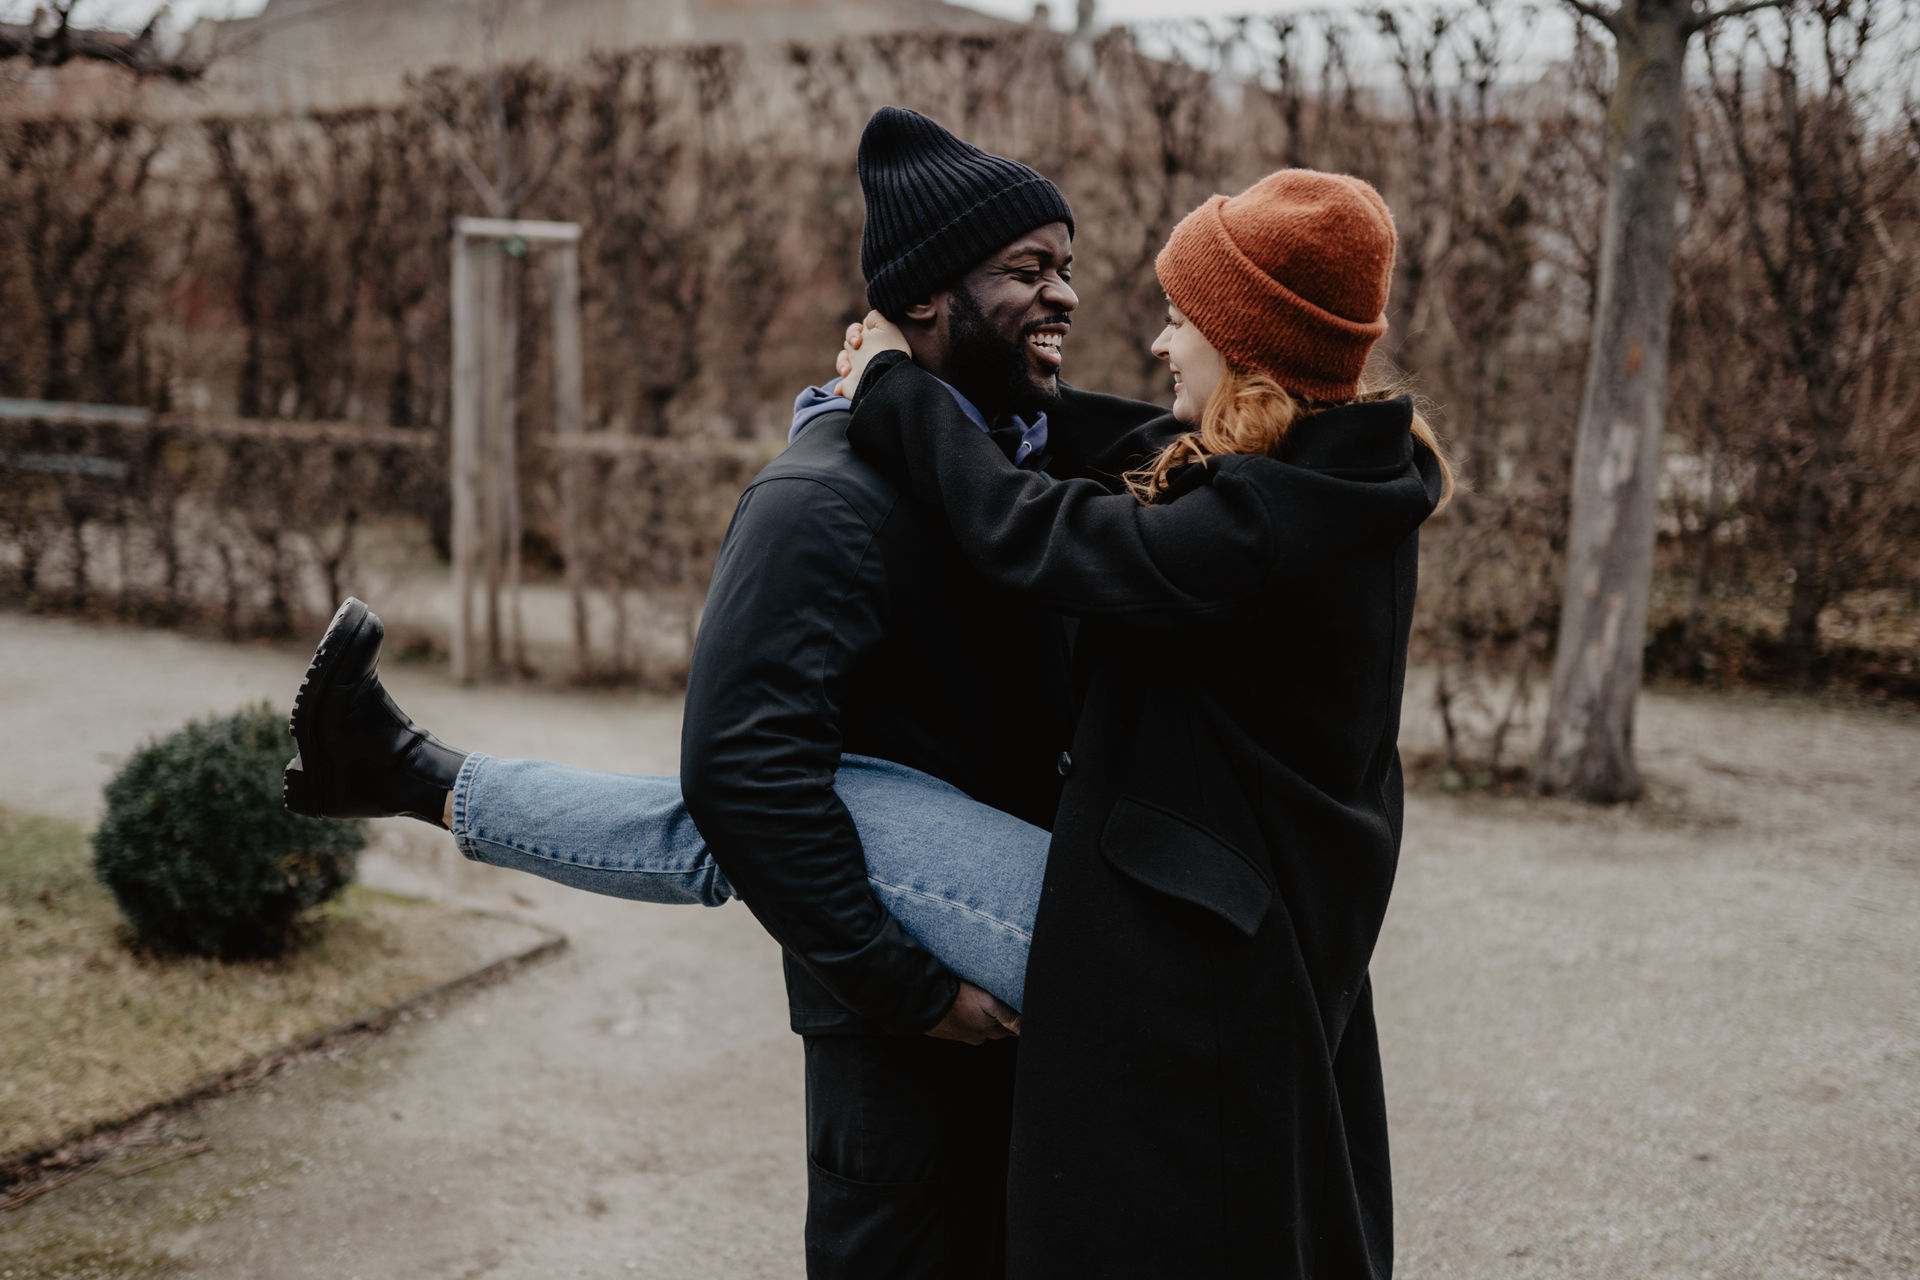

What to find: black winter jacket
left=848, top=351, right=1444, bottom=1278
left=679, top=407, right=1083, bottom=1036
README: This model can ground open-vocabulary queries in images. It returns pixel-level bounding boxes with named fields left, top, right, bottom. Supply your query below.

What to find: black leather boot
left=284, top=598, right=467, bottom=826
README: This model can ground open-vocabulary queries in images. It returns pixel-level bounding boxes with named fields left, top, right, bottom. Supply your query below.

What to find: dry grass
left=0, top=807, right=521, bottom=1161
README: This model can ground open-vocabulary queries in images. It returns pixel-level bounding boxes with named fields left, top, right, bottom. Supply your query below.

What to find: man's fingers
left=926, top=981, right=1019, bottom=1044
left=970, top=994, right=1019, bottom=1040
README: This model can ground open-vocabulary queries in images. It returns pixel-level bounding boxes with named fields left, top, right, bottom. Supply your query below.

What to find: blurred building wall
left=0, top=0, right=1010, bottom=118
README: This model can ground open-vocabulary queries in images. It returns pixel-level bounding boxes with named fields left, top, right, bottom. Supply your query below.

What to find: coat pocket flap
left=1099, top=797, right=1274, bottom=938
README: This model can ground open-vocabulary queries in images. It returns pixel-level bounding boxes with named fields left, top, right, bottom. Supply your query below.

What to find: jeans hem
left=449, top=751, right=489, bottom=861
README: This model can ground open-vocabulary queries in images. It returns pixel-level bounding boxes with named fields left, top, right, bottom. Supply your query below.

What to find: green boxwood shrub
left=92, top=703, right=366, bottom=959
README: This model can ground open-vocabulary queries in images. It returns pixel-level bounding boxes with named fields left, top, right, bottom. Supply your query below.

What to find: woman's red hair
left=1123, top=365, right=1454, bottom=508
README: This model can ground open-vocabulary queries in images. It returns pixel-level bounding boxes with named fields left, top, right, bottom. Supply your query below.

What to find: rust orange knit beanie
left=1155, top=168, right=1396, bottom=403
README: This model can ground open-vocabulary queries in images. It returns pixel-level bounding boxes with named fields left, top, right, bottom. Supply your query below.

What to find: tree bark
left=1781, top=468, right=1830, bottom=685
left=1535, top=1, right=1693, bottom=802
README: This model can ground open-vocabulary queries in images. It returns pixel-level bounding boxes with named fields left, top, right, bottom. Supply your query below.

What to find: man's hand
left=925, top=980, right=1021, bottom=1044
left=834, top=311, right=911, bottom=398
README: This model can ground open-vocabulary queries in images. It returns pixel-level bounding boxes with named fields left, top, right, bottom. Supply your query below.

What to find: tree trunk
left=1781, top=472, right=1830, bottom=686
left=1681, top=443, right=1719, bottom=677
left=1535, top=1, right=1692, bottom=802
left=39, top=311, right=72, bottom=403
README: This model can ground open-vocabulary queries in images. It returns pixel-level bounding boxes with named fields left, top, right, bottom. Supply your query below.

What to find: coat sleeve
left=679, top=474, right=959, bottom=1034
left=847, top=353, right=1277, bottom=622
left=1045, top=384, right=1187, bottom=486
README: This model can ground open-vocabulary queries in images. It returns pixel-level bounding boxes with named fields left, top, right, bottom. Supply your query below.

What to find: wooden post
left=449, top=232, right=480, bottom=684
left=448, top=217, right=583, bottom=684
left=550, top=243, right=589, bottom=679
left=497, top=248, right=525, bottom=674
left=476, top=246, right=504, bottom=673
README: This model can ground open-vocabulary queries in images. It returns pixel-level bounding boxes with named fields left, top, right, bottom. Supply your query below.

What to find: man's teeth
left=1030, top=332, right=1063, bottom=352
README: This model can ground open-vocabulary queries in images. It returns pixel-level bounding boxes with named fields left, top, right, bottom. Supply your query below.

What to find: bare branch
left=421, top=108, right=506, bottom=216
left=1690, top=0, right=1792, bottom=35
left=0, top=6, right=205, bottom=79
left=1559, top=0, right=1620, bottom=35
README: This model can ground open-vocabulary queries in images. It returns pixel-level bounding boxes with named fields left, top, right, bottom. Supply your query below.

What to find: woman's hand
left=834, top=310, right=911, bottom=398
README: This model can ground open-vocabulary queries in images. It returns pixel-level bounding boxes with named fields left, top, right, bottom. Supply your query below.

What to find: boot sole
left=284, top=597, right=378, bottom=816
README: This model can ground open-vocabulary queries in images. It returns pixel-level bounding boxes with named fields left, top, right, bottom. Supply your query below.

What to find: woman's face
left=1150, top=298, right=1227, bottom=427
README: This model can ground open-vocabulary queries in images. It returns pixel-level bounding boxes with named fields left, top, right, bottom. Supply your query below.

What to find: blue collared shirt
left=789, top=373, right=1049, bottom=468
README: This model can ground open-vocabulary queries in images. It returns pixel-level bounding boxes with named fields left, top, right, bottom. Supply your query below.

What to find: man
left=678, top=107, right=1090, bottom=1278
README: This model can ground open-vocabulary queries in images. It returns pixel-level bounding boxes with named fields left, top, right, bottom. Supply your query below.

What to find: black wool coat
left=680, top=406, right=1077, bottom=1037
left=848, top=352, right=1445, bottom=1279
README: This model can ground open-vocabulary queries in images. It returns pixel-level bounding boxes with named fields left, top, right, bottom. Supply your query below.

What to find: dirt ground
left=0, top=610, right=1915, bottom=1279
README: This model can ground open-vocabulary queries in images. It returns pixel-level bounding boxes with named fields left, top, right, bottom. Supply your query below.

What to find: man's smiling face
left=909, top=222, right=1077, bottom=419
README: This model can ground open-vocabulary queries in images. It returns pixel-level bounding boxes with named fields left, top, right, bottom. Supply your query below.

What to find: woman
left=833, top=166, right=1450, bottom=1278
left=288, top=166, right=1448, bottom=1275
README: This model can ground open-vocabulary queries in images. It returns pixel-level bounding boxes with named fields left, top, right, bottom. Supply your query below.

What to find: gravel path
left=1, top=611, right=1915, bottom=1278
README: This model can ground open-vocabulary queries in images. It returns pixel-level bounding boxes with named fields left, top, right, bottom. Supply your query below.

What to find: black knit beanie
left=858, top=106, right=1075, bottom=317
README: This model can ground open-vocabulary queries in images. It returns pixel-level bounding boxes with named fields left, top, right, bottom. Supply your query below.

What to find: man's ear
left=901, top=297, right=940, bottom=324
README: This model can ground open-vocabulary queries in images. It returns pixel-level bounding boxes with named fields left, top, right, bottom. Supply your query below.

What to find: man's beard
left=945, top=283, right=1062, bottom=418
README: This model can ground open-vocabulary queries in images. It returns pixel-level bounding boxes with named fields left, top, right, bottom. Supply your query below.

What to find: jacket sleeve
left=1045, top=384, right=1187, bottom=486
left=848, top=353, right=1277, bottom=622
left=679, top=473, right=959, bottom=1034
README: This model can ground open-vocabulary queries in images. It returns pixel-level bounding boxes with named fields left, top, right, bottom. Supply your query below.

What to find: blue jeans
left=450, top=752, right=1048, bottom=1010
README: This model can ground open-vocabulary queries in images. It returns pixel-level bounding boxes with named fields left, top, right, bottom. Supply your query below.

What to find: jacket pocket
left=1099, top=796, right=1274, bottom=938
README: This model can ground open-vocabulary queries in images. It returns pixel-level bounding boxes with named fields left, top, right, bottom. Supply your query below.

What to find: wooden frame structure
left=448, top=216, right=584, bottom=683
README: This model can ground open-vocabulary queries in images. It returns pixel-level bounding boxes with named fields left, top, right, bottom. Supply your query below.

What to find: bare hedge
left=0, top=413, right=440, bottom=635
left=1, top=4, right=1916, bottom=742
